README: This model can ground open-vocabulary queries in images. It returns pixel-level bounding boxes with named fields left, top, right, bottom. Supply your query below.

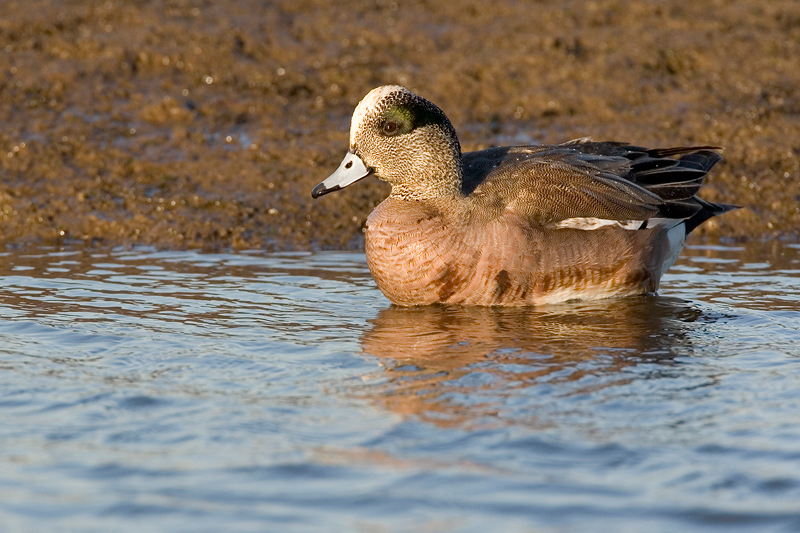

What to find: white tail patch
left=660, top=221, right=687, bottom=276
left=350, top=85, right=407, bottom=143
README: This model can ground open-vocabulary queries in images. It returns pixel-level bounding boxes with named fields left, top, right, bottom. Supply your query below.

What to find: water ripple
left=0, top=243, right=798, bottom=531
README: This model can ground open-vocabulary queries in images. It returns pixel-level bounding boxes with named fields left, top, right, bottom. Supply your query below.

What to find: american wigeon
left=312, top=85, right=737, bottom=306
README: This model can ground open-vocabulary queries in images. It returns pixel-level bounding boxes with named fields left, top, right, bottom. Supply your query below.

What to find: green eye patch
left=379, top=100, right=446, bottom=137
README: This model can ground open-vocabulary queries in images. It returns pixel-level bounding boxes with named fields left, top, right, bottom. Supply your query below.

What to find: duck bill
left=311, top=152, right=373, bottom=198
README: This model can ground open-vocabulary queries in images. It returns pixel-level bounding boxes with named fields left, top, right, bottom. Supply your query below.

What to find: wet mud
left=1, top=0, right=798, bottom=250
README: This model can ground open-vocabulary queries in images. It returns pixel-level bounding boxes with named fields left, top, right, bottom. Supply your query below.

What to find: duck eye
left=381, top=121, right=401, bottom=136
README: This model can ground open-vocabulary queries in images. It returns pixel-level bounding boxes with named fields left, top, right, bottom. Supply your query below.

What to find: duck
left=312, top=85, right=737, bottom=306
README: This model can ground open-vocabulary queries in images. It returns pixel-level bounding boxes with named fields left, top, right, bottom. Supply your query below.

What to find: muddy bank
left=1, top=0, right=798, bottom=250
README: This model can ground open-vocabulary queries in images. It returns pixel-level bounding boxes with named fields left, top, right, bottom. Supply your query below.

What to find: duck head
left=312, top=85, right=463, bottom=201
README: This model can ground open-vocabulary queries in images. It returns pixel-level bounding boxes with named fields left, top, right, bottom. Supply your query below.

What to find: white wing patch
left=552, top=217, right=644, bottom=230
left=551, top=217, right=688, bottom=232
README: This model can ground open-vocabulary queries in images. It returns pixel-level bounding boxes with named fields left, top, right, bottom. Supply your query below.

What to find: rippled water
left=1, top=242, right=799, bottom=532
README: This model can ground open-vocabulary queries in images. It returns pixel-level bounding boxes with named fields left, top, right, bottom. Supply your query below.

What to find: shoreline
left=2, top=1, right=798, bottom=250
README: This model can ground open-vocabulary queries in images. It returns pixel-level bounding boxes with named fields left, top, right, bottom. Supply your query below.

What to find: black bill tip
left=311, top=182, right=339, bottom=199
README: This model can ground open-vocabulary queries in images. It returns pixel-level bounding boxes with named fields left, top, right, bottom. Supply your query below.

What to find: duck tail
left=684, top=198, right=740, bottom=235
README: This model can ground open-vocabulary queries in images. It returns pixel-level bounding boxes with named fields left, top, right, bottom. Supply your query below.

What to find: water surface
left=1, top=243, right=799, bottom=532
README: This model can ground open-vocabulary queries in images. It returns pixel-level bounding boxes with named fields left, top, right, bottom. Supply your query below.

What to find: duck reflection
left=358, top=297, right=704, bottom=427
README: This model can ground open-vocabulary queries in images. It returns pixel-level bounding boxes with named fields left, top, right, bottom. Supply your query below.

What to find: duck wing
left=462, top=140, right=727, bottom=227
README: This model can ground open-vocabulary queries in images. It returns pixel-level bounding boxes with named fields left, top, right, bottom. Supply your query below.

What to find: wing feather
left=461, top=141, right=725, bottom=226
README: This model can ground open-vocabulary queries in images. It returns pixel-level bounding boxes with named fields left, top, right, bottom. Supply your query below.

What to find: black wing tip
left=648, top=145, right=723, bottom=158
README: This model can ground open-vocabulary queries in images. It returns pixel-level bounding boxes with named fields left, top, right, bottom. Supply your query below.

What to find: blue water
left=1, top=243, right=799, bottom=532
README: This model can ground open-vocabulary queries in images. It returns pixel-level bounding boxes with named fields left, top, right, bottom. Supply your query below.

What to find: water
left=1, top=243, right=799, bottom=532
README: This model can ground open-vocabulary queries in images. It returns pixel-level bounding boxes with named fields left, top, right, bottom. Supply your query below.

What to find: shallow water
left=1, top=242, right=799, bottom=532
